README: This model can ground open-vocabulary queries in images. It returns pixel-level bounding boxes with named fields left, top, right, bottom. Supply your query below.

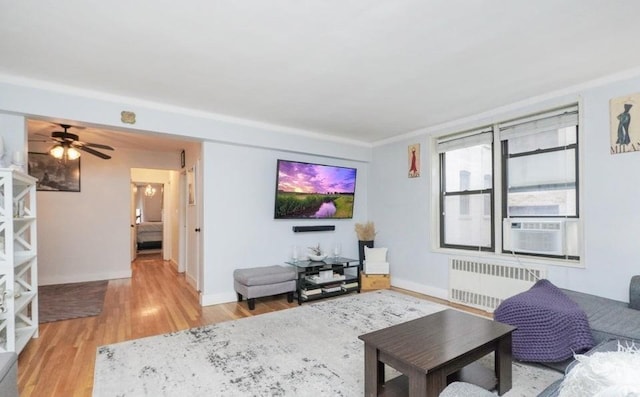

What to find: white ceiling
left=3, top=1, right=640, bottom=144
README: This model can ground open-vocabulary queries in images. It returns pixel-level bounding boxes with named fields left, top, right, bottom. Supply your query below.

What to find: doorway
left=130, top=169, right=176, bottom=265
left=134, top=182, right=164, bottom=255
left=27, top=117, right=201, bottom=297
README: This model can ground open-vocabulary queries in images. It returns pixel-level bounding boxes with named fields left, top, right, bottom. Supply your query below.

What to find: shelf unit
left=286, top=257, right=360, bottom=304
left=0, top=168, right=38, bottom=354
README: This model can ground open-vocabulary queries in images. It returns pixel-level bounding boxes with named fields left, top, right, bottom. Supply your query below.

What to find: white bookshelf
left=0, top=168, right=38, bottom=353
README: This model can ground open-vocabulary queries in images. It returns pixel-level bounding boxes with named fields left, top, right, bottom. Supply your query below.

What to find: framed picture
left=180, top=150, right=186, bottom=168
left=408, top=143, right=421, bottom=178
left=610, top=93, right=640, bottom=154
left=187, top=165, right=196, bottom=205
left=28, top=152, right=81, bottom=192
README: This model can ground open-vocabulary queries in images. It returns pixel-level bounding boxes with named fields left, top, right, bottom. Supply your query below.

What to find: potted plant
left=355, top=222, right=376, bottom=265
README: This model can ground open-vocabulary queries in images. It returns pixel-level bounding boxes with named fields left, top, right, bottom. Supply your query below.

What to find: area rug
left=93, top=290, right=562, bottom=396
left=38, top=280, right=109, bottom=323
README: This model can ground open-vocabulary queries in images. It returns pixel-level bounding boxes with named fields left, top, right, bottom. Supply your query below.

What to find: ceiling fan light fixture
left=67, top=147, right=81, bottom=160
left=50, top=145, right=65, bottom=159
left=50, top=144, right=81, bottom=161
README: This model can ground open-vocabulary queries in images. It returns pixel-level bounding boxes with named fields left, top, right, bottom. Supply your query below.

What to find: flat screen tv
left=274, top=159, right=357, bottom=219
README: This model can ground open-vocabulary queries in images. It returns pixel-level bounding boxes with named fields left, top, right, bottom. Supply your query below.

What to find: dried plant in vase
left=308, top=244, right=322, bottom=256
left=307, top=244, right=327, bottom=261
left=355, top=222, right=376, bottom=241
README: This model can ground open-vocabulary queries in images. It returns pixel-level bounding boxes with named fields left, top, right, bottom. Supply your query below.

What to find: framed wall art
left=408, top=143, right=420, bottom=178
left=187, top=165, right=196, bottom=205
left=610, top=93, right=640, bottom=154
left=28, top=152, right=81, bottom=192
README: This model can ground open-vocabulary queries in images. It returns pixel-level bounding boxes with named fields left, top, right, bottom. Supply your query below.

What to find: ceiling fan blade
left=81, top=142, right=115, bottom=151
left=77, top=145, right=111, bottom=160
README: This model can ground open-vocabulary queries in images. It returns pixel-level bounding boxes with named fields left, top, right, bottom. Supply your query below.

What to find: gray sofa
left=440, top=276, right=640, bottom=396
left=563, top=286, right=640, bottom=345
left=0, top=352, right=18, bottom=397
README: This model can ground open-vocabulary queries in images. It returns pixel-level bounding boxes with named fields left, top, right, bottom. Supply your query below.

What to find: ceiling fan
left=31, top=124, right=115, bottom=160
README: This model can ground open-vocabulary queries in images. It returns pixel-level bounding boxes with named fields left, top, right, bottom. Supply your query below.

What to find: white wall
left=200, top=141, right=368, bottom=304
left=0, top=78, right=371, bottom=163
left=7, top=70, right=639, bottom=305
left=0, top=114, right=27, bottom=167
left=29, top=140, right=180, bottom=285
left=0, top=79, right=370, bottom=304
left=370, top=73, right=640, bottom=302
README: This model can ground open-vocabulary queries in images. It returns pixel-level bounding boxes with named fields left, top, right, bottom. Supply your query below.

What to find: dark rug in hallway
left=38, top=280, right=109, bottom=323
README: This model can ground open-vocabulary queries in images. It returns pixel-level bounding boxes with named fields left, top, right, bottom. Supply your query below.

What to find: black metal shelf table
left=285, top=257, right=360, bottom=304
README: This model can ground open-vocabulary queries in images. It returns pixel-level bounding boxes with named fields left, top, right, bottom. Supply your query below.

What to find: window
left=438, top=129, right=494, bottom=251
left=500, top=106, right=579, bottom=259
left=437, top=105, right=580, bottom=261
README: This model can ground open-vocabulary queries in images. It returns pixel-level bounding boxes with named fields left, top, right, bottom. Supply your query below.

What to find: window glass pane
left=507, top=149, right=576, bottom=217
left=460, top=195, right=470, bottom=215
left=444, top=144, right=492, bottom=192
left=444, top=194, right=492, bottom=247
left=508, top=149, right=575, bottom=187
left=507, top=189, right=576, bottom=216
left=459, top=171, right=471, bottom=215
left=508, top=126, right=576, bottom=154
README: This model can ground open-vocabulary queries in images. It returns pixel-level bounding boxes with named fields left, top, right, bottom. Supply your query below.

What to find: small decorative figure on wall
left=121, top=111, right=136, bottom=124
left=408, top=143, right=420, bottom=177
left=610, top=93, right=640, bottom=154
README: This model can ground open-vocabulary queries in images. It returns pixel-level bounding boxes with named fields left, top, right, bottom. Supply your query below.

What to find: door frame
left=130, top=182, right=138, bottom=262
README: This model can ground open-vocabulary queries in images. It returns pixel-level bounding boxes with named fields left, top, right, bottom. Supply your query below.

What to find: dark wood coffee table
left=358, top=309, right=515, bottom=397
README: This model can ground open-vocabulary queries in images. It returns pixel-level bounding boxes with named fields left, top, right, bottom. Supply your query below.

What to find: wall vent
left=448, top=258, right=546, bottom=312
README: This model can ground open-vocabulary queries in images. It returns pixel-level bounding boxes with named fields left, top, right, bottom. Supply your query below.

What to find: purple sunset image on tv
left=274, top=159, right=357, bottom=219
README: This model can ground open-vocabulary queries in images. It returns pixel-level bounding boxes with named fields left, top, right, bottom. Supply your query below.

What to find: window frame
left=438, top=143, right=495, bottom=252
left=500, top=127, right=580, bottom=260
left=434, top=104, right=582, bottom=264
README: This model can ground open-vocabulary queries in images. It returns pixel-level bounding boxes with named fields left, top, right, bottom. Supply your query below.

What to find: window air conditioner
left=503, top=218, right=566, bottom=256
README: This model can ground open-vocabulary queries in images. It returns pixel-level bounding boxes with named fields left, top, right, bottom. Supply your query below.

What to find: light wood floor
left=17, top=254, right=484, bottom=397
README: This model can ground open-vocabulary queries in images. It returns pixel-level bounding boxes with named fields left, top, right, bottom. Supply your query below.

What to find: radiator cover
left=448, top=258, right=546, bottom=312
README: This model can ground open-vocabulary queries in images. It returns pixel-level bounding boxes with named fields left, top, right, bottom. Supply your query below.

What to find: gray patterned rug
left=39, top=280, right=109, bottom=323
left=93, top=290, right=561, bottom=396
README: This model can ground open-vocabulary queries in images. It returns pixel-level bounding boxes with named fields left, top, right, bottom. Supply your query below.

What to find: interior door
left=178, top=171, right=186, bottom=273
left=130, top=183, right=138, bottom=262
left=185, top=165, right=199, bottom=290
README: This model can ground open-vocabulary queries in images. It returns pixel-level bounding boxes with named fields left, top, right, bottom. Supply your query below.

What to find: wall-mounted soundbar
left=292, top=225, right=335, bottom=233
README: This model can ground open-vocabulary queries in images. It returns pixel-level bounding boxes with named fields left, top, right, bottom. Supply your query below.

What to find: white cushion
left=558, top=343, right=640, bottom=397
left=364, top=246, right=387, bottom=262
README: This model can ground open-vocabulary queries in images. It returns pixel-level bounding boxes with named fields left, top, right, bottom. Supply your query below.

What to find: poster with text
left=610, top=93, right=640, bottom=155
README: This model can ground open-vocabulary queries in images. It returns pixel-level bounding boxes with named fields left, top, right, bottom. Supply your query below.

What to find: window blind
left=436, top=128, right=493, bottom=153
left=499, top=105, right=579, bottom=141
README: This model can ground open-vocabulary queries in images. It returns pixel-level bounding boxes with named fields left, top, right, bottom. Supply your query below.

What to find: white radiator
left=448, top=258, right=546, bottom=312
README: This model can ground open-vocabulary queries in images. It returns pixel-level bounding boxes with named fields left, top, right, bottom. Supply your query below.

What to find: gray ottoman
left=233, top=265, right=297, bottom=310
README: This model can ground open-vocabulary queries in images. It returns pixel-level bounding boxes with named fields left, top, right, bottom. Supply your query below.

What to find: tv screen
left=274, top=159, right=357, bottom=219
